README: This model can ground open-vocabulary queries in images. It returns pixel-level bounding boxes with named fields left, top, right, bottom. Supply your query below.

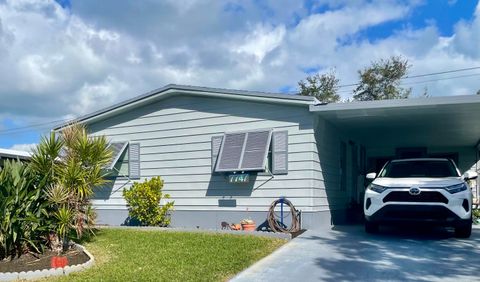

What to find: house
left=54, top=84, right=480, bottom=230
left=0, top=148, right=32, bottom=167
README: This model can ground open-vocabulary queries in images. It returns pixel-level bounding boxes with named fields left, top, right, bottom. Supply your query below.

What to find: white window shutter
left=272, top=131, right=288, bottom=175
left=129, top=143, right=141, bottom=179
left=211, top=136, right=223, bottom=172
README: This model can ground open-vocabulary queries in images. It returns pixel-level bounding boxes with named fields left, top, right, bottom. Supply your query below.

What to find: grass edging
left=0, top=244, right=94, bottom=281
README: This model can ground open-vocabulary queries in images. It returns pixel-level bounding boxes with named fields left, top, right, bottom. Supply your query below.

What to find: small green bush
left=123, top=177, right=174, bottom=226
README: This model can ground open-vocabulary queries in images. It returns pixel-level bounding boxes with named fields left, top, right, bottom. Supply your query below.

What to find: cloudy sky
left=0, top=0, right=479, bottom=151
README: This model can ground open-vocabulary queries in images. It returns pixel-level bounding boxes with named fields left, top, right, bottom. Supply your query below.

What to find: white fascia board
left=309, top=95, right=480, bottom=113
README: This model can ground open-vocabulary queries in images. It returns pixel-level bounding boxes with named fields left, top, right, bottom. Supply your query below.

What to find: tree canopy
left=298, top=70, right=340, bottom=103
left=353, top=56, right=411, bottom=101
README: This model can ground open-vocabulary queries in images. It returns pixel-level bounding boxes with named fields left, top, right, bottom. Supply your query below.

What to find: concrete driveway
left=232, top=225, right=480, bottom=282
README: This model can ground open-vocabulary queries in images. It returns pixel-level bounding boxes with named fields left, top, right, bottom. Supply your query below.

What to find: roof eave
left=309, top=95, right=480, bottom=113
left=54, top=85, right=314, bottom=130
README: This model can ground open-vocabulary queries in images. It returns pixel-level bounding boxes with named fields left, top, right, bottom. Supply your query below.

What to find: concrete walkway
left=232, top=225, right=480, bottom=282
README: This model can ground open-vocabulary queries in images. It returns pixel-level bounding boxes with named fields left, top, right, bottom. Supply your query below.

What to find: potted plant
left=240, top=219, right=256, bottom=231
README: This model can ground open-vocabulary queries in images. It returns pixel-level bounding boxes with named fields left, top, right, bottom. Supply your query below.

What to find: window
left=380, top=160, right=459, bottom=178
left=212, top=130, right=288, bottom=174
left=105, top=142, right=141, bottom=179
left=215, top=130, right=272, bottom=172
left=110, top=149, right=129, bottom=177
left=105, top=142, right=128, bottom=170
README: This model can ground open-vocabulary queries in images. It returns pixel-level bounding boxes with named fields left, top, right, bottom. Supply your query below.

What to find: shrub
left=0, top=123, right=112, bottom=259
left=30, top=124, right=112, bottom=251
left=123, top=177, right=174, bottom=226
left=0, top=160, right=49, bottom=259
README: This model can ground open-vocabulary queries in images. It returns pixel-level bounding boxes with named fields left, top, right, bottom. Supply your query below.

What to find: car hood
left=373, top=177, right=463, bottom=188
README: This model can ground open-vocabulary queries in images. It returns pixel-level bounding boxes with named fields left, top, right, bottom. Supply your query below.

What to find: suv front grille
left=383, top=191, right=448, bottom=204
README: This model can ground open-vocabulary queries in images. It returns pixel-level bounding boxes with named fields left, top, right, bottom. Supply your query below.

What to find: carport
left=310, top=95, right=480, bottom=206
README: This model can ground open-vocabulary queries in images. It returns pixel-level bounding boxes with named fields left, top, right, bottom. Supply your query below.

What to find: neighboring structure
left=55, top=84, right=480, bottom=230
left=0, top=148, right=32, bottom=167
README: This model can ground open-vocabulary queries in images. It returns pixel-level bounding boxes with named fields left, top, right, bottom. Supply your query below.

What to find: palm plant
left=31, top=123, right=112, bottom=251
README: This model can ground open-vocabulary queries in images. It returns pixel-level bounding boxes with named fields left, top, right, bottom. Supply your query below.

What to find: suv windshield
left=380, top=160, right=459, bottom=178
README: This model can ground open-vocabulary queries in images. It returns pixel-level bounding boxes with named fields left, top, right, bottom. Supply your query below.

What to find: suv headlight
left=368, top=184, right=387, bottom=193
left=445, top=183, right=468, bottom=194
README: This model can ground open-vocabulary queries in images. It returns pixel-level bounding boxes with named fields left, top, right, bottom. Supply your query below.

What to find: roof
left=0, top=148, right=32, bottom=160
left=55, top=84, right=316, bottom=130
left=310, top=94, right=480, bottom=148
left=309, top=94, right=480, bottom=112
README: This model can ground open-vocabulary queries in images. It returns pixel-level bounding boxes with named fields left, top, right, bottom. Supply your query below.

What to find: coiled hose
left=267, top=198, right=300, bottom=233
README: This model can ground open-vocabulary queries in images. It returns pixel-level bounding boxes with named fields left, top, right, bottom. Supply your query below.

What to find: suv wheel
left=455, top=222, right=472, bottom=238
left=365, top=221, right=379, bottom=233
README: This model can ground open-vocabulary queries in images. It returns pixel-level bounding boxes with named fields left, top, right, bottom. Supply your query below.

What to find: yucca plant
left=54, top=206, right=74, bottom=252
left=30, top=123, right=112, bottom=251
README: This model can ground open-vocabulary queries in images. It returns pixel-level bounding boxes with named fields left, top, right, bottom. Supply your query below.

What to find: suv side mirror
left=463, top=171, right=478, bottom=180
left=366, top=172, right=377, bottom=180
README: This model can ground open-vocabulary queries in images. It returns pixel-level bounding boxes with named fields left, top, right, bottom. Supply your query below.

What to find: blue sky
left=0, top=0, right=479, bottom=151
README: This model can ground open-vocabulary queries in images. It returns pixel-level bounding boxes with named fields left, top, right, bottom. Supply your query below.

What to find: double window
left=212, top=129, right=288, bottom=175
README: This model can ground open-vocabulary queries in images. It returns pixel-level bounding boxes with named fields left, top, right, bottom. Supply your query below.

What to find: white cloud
left=0, top=0, right=479, bottom=130
left=451, top=2, right=480, bottom=59
left=72, top=75, right=128, bottom=115
left=9, top=143, right=36, bottom=152
left=234, top=24, right=286, bottom=63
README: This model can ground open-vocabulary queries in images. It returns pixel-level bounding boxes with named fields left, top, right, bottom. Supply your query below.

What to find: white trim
left=0, top=148, right=31, bottom=159
left=310, top=95, right=480, bottom=113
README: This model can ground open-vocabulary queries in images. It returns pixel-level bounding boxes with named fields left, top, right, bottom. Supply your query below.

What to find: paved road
left=232, top=225, right=480, bottom=282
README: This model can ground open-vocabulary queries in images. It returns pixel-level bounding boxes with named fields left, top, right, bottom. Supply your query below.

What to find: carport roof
left=310, top=95, right=480, bottom=148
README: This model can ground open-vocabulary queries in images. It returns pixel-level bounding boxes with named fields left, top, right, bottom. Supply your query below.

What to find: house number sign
left=228, top=173, right=250, bottom=184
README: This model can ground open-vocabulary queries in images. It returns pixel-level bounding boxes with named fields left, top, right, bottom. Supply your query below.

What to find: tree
left=298, top=69, right=340, bottom=103
left=353, top=56, right=411, bottom=101
left=30, top=123, right=112, bottom=251
left=476, top=89, right=480, bottom=95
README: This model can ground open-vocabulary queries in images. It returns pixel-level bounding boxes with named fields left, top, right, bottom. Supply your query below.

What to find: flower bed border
left=0, top=244, right=94, bottom=281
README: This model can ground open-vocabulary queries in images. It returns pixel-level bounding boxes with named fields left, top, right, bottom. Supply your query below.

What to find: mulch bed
left=0, top=248, right=90, bottom=273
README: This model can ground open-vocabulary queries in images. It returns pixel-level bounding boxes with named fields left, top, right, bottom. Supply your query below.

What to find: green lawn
left=49, top=228, right=286, bottom=282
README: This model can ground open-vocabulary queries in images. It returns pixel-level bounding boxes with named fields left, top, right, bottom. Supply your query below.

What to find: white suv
left=364, top=158, right=477, bottom=238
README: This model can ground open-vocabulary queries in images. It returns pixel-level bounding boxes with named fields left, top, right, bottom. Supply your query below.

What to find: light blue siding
left=313, top=117, right=354, bottom=215
left=88, top=95, right=317, bottom=226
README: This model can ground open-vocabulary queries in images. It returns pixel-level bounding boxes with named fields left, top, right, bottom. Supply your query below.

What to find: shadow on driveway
left=308, top=225, right=480, bottom=281
left=233, top=225, right=480, bottom=282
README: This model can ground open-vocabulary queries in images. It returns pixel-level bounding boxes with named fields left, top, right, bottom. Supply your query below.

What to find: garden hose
left=267, top=198, right=300, bottom=233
